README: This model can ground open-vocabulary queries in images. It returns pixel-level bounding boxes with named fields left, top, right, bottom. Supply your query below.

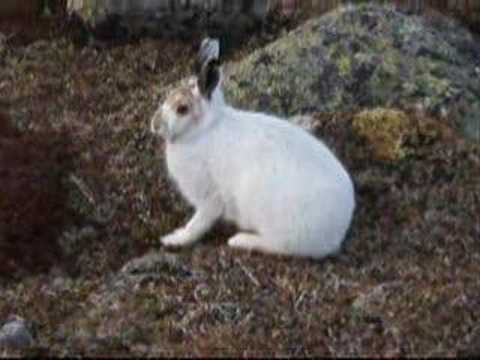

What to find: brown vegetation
left=0, top=111, right=78, bottom=276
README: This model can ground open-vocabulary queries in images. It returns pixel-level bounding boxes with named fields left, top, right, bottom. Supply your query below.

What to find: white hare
left=150, top=38, right=355, bottom=258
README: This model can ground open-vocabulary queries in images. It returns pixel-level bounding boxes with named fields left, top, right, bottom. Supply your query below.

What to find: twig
left=69, top=173, right=96, bottom=206
left=294, top=290, right=307, bottom=311
left=235, top=259, right=261, bottom=287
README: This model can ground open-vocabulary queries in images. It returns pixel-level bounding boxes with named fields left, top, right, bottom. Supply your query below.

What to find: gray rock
left=289, top=114, right=317, bottom=131
left=58, top=225, right=99, bottom=257
left=0, top=316, right=34, bottom=349
left=121, top=251, right=192, bottom=279
left=84, top=252, right=199, bottom=316
left=224, top=3, right=480, bottom=140
left=74, top=0, right=273, bottom=45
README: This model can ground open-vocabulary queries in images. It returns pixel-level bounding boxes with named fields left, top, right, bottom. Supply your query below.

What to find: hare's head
left=151, top=38, right=223, bottom=142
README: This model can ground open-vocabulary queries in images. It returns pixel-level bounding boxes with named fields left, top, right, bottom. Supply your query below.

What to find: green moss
left=352, top=108, right=411, bottom=162
left=338, top=55, right=352, bottom=77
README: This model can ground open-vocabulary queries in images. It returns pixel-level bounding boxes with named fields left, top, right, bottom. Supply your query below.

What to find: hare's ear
left=195, top=38, right=221, bottom=101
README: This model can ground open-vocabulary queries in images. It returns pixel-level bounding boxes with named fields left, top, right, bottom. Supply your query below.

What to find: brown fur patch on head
left=165, top=86, right=195, bottom=111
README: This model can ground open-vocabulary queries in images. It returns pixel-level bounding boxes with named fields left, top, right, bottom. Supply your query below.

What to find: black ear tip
left=195, top=37, right=222, bottom=100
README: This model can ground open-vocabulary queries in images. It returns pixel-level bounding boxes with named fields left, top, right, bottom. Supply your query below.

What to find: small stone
left=0, top=317, right=34, bottom=349
left=78, top=226, right=98, bottom=239
left=121, top=252, right=192, bottom=278
left=52, top=276, right=66, bottom=289
left=290, top=114, right=317, bottom=131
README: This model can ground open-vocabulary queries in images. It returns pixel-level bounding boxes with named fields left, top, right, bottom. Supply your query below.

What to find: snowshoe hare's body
left=151, top=39, right=355, bottom=258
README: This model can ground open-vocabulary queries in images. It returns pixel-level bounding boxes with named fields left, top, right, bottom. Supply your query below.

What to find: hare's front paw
left=161, top=228, right=191, bottom=247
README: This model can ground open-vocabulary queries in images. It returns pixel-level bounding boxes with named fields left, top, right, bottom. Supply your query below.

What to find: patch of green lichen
left=352, top=108, right=411, bottom=162
left=337, top=55, right=352, bottom=77
left=416, top=73, right=453, bottom=106
left=224, top=15, right=326, bottom=116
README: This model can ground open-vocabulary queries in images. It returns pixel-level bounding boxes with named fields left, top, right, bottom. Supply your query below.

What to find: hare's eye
left=176, top=104, right=189, bottom=116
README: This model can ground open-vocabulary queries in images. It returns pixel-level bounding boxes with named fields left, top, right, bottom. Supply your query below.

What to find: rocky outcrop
left=224, top=4, right=480, bottom=140
left=69, top=0, right=275, bottom=43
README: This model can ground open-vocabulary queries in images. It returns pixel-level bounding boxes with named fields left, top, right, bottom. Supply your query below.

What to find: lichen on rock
left=224, top=3, right=480, bottom=140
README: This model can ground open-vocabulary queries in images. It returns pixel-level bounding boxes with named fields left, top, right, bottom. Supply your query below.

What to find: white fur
left=151, top=66, right=355, bottom=259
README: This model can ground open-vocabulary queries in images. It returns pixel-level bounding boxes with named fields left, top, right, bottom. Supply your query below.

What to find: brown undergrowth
left=0, top=111, right=80, bottom=276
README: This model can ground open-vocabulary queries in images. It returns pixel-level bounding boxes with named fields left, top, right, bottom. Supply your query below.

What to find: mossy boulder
left=224, top=3, right=480, bottom=140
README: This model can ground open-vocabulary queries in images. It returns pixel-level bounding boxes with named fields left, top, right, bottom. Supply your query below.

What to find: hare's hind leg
left=228, top=233, right=288, bottom=256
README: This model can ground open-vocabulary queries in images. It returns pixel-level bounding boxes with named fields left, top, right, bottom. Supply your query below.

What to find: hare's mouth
left=151, top=120, right=178, bottom=143
left=150, top=113, right=166, bottom=136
